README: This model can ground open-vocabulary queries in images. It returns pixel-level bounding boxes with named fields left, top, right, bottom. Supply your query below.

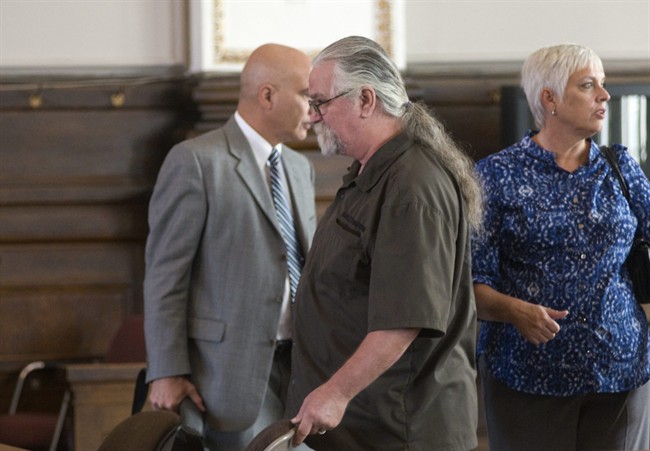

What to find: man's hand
left=290, top=328, right=420, bottom=446
left=149, top=376, right=206, bottom=412
left=291, top=382, right=348, bottom=446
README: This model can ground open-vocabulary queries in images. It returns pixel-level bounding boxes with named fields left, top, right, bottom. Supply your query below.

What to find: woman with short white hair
left=472, top=43, right=650, bottom=450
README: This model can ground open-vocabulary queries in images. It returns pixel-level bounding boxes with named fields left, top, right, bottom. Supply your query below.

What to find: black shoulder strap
left=600, top=145, right=630, bottom=201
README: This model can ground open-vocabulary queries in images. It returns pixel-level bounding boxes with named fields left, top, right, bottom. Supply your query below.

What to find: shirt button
left=573, top=196, right=579, bottom=204
left=578, top=223, right=585, bottom=230
left=580, top=254, right=587, bottom=260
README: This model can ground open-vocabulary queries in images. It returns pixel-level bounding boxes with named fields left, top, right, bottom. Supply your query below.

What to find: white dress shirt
left=234, top=112, right=294, bottom=341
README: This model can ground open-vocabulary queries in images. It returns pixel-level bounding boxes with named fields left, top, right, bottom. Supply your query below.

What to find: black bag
left=601, top=145, right=650, bottom=304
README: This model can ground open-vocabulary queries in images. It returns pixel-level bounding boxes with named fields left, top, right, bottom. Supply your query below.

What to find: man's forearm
left=326, top=328, right=420, bottom=401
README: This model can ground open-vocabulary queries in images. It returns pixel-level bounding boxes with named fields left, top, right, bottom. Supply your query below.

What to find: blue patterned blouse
left=472, top=132, right=650, bottom=396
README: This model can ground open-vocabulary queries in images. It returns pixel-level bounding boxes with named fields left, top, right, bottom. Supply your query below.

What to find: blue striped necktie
left=268, top=148, right=304, bottom=302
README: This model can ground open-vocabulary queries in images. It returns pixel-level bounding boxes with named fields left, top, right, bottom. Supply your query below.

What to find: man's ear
left=359, top=87, right=376, bottom=118
left=259, top=84, right=275, bottom=110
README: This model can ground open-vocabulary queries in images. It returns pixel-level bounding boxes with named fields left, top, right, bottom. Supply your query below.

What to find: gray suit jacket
left=144, top=117, right=316, bottom=431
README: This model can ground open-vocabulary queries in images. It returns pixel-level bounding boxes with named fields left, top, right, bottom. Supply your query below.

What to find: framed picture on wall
left=189, top=0, right=405, bottom=73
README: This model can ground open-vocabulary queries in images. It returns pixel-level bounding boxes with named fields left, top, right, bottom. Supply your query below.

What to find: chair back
left=105, top=315, right=146, bottom=363
left=96, top=410, right=180, bottom=451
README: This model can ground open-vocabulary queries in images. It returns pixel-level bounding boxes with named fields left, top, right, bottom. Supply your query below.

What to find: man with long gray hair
left=287, top=36, right=483, bottom=450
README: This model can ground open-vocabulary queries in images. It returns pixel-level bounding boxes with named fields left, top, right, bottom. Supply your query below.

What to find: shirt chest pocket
left=312, top=213, right=370, bottom=296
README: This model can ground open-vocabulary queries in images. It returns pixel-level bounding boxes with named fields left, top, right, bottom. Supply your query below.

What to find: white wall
left=405, top=0, right=650, bottom=64
left=1, top=0, right=648, bottom=74
left=0, top=0, right=186, bottom=72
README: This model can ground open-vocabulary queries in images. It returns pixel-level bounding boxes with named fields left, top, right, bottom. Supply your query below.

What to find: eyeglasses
left=308, top=90, right=351, bottom=117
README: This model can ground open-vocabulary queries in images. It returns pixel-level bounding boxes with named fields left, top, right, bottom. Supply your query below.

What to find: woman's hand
left=474, top=283, right=569, bottom=345
left=510, top=302, right=569, bottom=345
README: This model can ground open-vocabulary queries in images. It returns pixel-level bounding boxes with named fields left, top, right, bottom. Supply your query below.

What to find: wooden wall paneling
left=0, top=76, right=195, bottom=379
left=430, top=104, right=502, bottom=161
left=0, top=204, right=148, bottom=242
left=1, top=110, right=183, bottom=195
left=0, top=283, right=129, bottom=362
left=405, top=72, right=519, bottom=160
left=192, top=74, right=240, bottom=134
left=0, top=242, right=143, bottom=366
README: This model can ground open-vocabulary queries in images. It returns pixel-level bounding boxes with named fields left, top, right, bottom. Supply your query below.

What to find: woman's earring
left=551, top=110, right=557, bottom=116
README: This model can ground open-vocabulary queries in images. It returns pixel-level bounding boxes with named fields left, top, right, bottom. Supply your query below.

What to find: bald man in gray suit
left=144, top=44, right=316, bottom=450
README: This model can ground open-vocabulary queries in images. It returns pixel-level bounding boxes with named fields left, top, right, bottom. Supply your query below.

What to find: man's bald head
left=237, top=44, right=312, bottom=145
left=239, top=44, right=310, bottom=105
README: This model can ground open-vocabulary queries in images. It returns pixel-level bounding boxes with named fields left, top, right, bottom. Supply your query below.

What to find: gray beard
left=314, top=122, right=346, bottom=157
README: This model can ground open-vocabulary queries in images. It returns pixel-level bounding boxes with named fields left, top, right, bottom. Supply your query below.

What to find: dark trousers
left=203, top=342, right=312, bottom=451
left=479, top=356, right=650, bottom=451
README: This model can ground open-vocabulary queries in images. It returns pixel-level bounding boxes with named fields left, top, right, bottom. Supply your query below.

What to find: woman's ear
left=541, top=88, right=557, bottom=116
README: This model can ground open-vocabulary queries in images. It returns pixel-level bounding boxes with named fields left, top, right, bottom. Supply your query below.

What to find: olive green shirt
left=287, top=133, right=478, bottom=451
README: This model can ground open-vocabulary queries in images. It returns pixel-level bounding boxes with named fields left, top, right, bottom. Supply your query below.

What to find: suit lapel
left=223, top=119, right=280, bottom=232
